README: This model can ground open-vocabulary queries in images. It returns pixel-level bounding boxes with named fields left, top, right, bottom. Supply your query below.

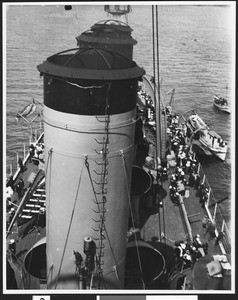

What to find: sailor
left=174, top=241, right=186, bottom=262
left=184, top=185, right=190, bottom=198
left=202, top=242, right=209, bottom=255
left=29, top=143, right=36, bottom=162
left=188, top=172, right=195, bottom=187
left=215, top=231, right=225, bottom=246
left=221, top=141, right=226, bottom=148
left=190, top=161, right=197, bottom=173
left=162, top=167, right=168, bottom=181
left=169, top=185, right=177, bottom=198
left=6, top=175, right=14, bottom=190
left=183, top=251, right=193, bottom=267
left=6, top=186, right=14, bottom=199
left=193, top=234, right=202, bottom=249
left=157, top=166, right=163, bottom=181
left=16, top=178, right=24, bottom=198
left=8, top=208, right=15, bottom=223
left=196, top=182, right=205, bottom=198
left=174, top=192, right=180, bottom=205
left=194, top=173, right=201, bottom=190
left=184, top=159, right=191, bottom=175
left=201, top=215, right=210, bottom=228
left=180, top=170, right=185, bottom=180
left=153, top=184, right=163, bottom=211
left=9, top=239, right=16, bottom=255
left=170, top=174, right=177, bottom=186
left=205, top=221, right=216, bottom=241
left=200, top=188, right=209, bottom=208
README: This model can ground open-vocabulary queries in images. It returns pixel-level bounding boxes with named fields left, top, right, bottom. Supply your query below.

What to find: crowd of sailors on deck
left=137, top=87, right=219, bottom=267
left=137, top=86, right=213, bottom=211
left=162, top=109, right=212, bottom=266
left=164, top=109, right=212, bottom=209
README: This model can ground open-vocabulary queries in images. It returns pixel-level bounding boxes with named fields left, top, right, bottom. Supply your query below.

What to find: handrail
left=193, top=151, right=231, bottom=255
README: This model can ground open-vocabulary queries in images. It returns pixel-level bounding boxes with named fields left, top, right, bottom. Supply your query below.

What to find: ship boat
left=5, top=5, right=231, bottom=291
left=186, top=114, right=228, bottom=161
left=214, top=95, right=231, bottom=114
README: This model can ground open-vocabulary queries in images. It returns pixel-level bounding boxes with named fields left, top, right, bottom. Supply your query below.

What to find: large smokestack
left=37, top=48, right=145, bottom=289
left=76, top=20, right=137, bottom=59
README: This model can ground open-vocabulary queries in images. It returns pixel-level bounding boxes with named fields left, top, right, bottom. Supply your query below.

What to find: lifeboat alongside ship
left=186, top=114, right=228, bottom=161
left=213, top=95, right=231, bottom=114
left=5, top=5, right=231, bottom=291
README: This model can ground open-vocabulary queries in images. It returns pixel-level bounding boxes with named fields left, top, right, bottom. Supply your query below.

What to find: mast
left=152, top=6, right=166, bottom=165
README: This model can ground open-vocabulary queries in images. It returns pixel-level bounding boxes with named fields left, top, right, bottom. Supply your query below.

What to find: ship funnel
left=130, top=166, right=152, bottom=226
left=24, top=237, right=46, bottom=282
left=131, top=166, right=152, bottom=197
left=38, top=45, right=145, bottom=289
left=125, top=240, right=166, bottom=289
left=76, top=20, right=137, bottom=59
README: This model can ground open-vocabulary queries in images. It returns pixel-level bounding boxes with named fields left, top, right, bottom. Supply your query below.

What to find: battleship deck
left=6, top=129, right=231, bottom=290
left=139, top=177, right=231, bottom=290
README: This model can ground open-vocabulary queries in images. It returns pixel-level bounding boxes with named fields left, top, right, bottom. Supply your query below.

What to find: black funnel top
left=37, top=47, right=144, bottom=80
left=76, top=20, right=137, bottom=59
left=76, top=19, right=137, bottom=45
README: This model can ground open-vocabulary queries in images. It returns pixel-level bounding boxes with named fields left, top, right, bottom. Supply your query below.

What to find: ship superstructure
left=5, top=5, right=232, bottom=291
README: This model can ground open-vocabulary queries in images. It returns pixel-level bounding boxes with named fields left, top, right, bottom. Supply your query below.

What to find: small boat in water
left=213, top=95, right=231, bottom=114
left=186, top=114, right=228, bottom=161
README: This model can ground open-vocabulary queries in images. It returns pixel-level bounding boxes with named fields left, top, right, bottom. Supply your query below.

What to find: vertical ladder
left=93, top=113, right=110, bottom=287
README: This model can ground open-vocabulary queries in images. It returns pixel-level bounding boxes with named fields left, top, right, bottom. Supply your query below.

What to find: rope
left=152, top=5, right=168, bottom=244
left=85, top=158, right=101, bottom=212
left=103, top=225, right=123, bottom=285
left=46, top=264, right=54, bottom=289
left=54, top=158, right=85, bottom=289
left=120, top=151, right=146, bottom=289
left=46, top=147, right=53, bottom=245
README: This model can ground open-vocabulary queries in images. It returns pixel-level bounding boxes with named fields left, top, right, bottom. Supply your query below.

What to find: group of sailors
left=174, top=234, right=208, bottom=267
left=137, top=86, right=213, bottom=212
left=164, top=113, right=197, bottom=203
left=137, top=85, right=156, bottom=127
left=136, top=88, right=218, bottom=267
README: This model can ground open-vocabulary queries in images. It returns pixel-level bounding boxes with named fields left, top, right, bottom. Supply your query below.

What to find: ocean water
left=5, top=4, right=234, bottom=226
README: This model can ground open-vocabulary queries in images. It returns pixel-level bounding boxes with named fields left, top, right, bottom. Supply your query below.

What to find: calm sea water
left=5, top=4, right=234, bottom=226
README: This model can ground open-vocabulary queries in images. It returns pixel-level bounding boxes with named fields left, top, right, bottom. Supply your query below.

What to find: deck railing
left=195, top=157, right=231, bottom=255
left=6, top=125, right=44, bottom=180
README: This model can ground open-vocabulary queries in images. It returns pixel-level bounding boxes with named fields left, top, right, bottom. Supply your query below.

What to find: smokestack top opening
left=37, top=47, right=144, bottom=80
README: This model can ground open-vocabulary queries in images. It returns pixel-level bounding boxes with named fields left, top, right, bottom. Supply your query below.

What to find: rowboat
left=213, top=95, right=231, bottom=114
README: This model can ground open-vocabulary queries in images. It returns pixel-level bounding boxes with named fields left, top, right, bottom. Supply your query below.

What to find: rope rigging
left=54, top=158, right=85, bottom=289
left=152, top=5, right=166, bottom=244
left=120, top=151, right=146, bottom=289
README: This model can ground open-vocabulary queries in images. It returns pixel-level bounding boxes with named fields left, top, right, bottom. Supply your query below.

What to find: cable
left=54, top=159, right=85, bottom=289
left=120, top=152, right=146, bottom=289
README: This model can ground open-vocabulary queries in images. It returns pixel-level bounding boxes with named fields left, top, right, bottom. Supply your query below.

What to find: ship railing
left=6, top=125, right=44, bottom=181
left=195, top=157, right=231, bottom=255
left=6, top=167, right=45, bottom=236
